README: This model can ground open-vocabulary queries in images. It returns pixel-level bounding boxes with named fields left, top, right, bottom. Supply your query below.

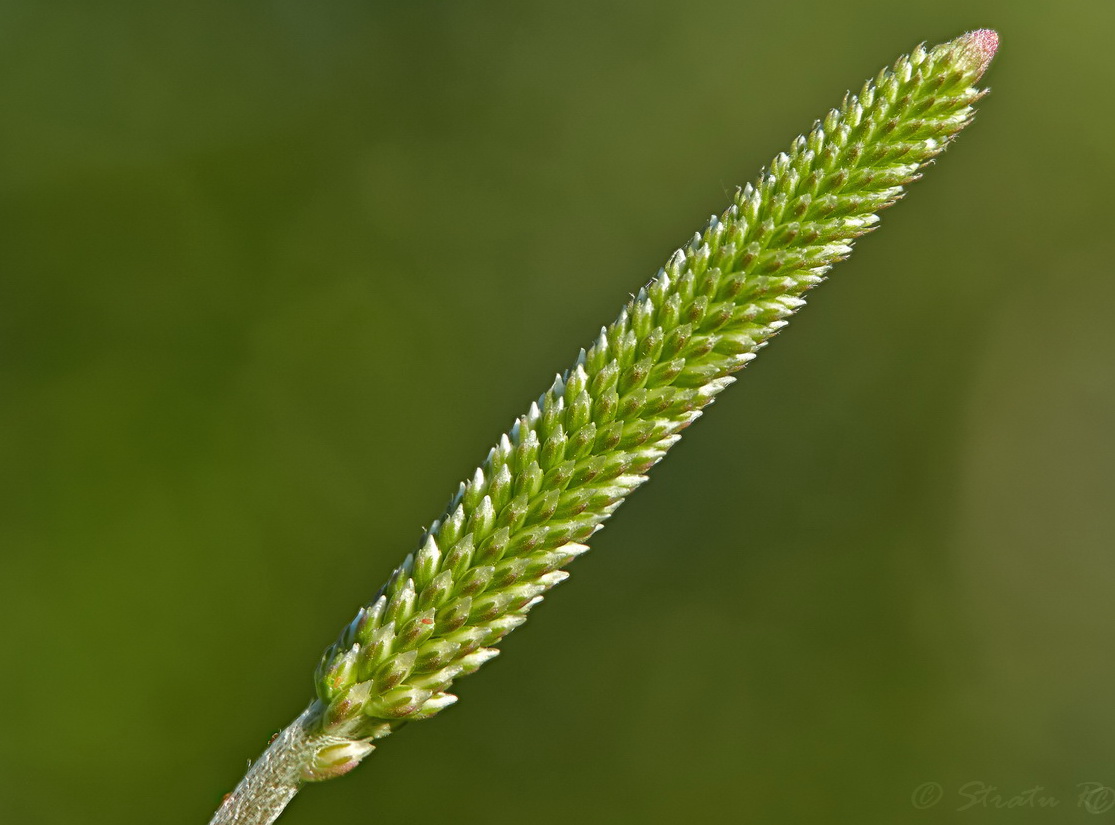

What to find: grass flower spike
left=210, top=28, right=999, bottom=825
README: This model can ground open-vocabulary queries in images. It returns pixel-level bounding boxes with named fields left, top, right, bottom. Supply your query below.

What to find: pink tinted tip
left=959, top=29, right=999, bottom=78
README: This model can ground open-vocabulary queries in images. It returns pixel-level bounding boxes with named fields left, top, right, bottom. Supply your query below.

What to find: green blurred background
left=2, top=1, right=1113, bottom=822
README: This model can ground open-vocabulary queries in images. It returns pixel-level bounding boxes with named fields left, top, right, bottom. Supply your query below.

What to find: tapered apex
left=955, top=29, right=999, bottom=79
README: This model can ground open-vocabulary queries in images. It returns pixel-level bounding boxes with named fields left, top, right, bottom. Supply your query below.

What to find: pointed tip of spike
left=956, top=29, right=999, bottom=79
left=968, top=28, right=999, bottom=57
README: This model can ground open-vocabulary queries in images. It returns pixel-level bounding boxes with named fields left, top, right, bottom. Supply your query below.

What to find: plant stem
left=208, top=707, right=320, bottom=825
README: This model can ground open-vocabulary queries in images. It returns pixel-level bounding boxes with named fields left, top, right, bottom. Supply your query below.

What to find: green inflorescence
left=302, top=30, right=997, bottom=781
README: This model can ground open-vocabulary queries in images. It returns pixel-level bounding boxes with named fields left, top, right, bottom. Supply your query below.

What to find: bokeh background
left=2, top=1, right=1112, bottom=823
